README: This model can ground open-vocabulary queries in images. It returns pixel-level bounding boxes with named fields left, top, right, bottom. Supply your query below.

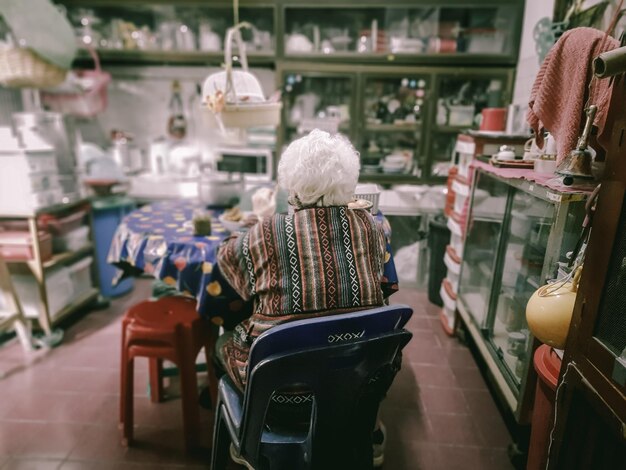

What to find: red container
left=0, top=231, right=53, bottom=262
left=527, top=345, right=562, bottom=470
left=480, top=107, right=507, bottom=131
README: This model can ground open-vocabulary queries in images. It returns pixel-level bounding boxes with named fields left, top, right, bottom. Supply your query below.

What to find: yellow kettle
left=525, top=267, right=582, bottom=349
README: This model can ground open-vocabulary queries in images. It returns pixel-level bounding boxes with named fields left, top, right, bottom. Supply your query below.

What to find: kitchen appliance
left=214, top=146, right=273, bottom=184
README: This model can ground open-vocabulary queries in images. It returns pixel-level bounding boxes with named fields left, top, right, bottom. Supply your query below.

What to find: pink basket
left=41, top=48, right=111, bottom=118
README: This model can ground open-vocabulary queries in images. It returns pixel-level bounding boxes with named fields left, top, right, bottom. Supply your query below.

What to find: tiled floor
left=0, top=280, right=514, bottom=469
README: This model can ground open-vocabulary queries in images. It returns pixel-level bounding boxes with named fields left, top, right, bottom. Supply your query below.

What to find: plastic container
left=67, top=256, right=94, bottom=300
left=11, top=267, right=73, bottom=320
left=448, top=105, right=475, bottom=127
left=443, top=245, right=462, bottom=292
left=427, top=216, right=451, bottom=306
left=527, top=345, right=562, bottom=470
left=0, top=231, right=52, bottom=262
left=92, top=196, right=135, bottom=297
left=52, top=225, right=90, bottom=253
left=39, top=209, right=87, bottom=235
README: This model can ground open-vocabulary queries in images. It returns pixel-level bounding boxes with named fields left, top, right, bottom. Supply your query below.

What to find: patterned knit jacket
left=217, top=205, right=388, bottom=391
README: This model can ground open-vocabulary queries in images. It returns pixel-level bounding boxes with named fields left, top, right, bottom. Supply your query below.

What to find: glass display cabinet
left=456, top=168, right=587, bottom=422
left=282, top=3, right=520, bottom=61
left=55, top=0, right=522, bottom=182
left=277, top=65, right=514, bottom=182
left=57, top=1, right=276, bottom=64
left=281, top=72, right=354, bottom=145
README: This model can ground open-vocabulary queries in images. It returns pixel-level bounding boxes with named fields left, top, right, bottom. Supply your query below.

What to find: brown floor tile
left=463, top=389, right=502, bottom=417
left=451, top=366, right=488, bottom=390
left=479, top=447, right=515, bottom=470
left=1, top=459, right=63, bottom=470
left=411, top=364, right=459, bottom=388
left=427, top=413, right=485, bottom=446
left=379, top=406, right=431, bottom=443
left=419, top=386, right=469, bottom=414
left=0, top=282, right=516, bottom=470
left=434, top=445, right=487, bottom=470
left=382, top=440, right=441, bottom=469
left=13, top=423, right=85, bottom=460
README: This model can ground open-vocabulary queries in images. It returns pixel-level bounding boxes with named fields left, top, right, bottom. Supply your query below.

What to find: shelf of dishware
left=57, top=0, right=523, bottom=66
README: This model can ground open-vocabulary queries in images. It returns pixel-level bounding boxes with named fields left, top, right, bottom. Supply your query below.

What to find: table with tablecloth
left=108, top=199, right=399, bottom=329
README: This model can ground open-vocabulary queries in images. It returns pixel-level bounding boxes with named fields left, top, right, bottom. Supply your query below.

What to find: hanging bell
left=557, top=148, right=594, bottom=180
left=557, top=105, right=597, bottom=184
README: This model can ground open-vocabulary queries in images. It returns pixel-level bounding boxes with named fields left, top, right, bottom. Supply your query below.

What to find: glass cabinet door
left=488, top=190, right=554, bottom=388
left=360, top=75, right=429, bottom=178
left=280, top=72, right=354, bottom=145
left=434, top=75, right=507, bottom=130
left=458, top=172, right=508, bottom=327
left=62, top=3, right=275, bottom=55
left=283, top=4, right=519, bottom=58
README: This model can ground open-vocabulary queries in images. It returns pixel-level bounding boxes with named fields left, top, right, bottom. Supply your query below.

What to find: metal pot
left=198, top=173, right=243, bottom=207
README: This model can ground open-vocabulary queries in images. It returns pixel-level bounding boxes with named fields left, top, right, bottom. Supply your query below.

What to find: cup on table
left=192, top=209, right=212, bottom=236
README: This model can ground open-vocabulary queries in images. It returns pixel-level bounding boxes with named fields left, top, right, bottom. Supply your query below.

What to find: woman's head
left=278, top=129, right=360, bottom=207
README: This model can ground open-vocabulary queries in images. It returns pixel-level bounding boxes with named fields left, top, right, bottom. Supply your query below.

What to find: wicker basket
left=0, top=47, right=66, bottom=89
left=41, top=49, right=111, bottom=117
left=202, top=22, right=282, bottom=129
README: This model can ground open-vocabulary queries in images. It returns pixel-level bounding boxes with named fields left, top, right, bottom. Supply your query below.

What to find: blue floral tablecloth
left=108, top=199, right=398, bottom=328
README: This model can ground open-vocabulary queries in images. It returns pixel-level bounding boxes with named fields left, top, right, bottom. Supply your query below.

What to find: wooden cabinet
left=546, top=66, right=626, bottom=470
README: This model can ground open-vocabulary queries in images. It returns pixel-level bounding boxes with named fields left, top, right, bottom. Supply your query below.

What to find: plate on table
left=348, top=198, right=374, bottom=211
left=218, top=208, right=255, bottom=232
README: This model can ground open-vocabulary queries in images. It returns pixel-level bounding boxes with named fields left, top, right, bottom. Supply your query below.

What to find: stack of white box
left=0, top=128, right=64, bottom=215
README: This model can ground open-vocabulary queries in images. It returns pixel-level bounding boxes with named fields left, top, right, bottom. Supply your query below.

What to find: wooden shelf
left=42, top=244, right=94, bottom=270
left=74, top=48, right=275, bottom=66
left=434, top=125, right=477, bottom=133
left=364, top=123, right=421, bottom=132
left=358, top=173, right=422, bottom=184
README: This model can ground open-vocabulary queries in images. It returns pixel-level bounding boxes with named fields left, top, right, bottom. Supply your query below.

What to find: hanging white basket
left=202, top=22, right=281, bottom=129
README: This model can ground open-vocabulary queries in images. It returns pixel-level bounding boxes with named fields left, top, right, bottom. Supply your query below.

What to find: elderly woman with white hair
left=214, top=129, right=397, bottom=465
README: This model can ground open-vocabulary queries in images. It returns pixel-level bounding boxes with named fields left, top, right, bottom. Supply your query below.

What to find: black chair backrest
left=240, top=329, right=412, bottom=469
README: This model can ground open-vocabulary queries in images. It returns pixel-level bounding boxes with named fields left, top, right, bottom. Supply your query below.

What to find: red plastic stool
left=119, top=296, right=217, bottom=450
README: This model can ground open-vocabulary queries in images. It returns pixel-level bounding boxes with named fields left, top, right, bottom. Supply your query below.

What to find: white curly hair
left=278, top=129, right=360, bottom=207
